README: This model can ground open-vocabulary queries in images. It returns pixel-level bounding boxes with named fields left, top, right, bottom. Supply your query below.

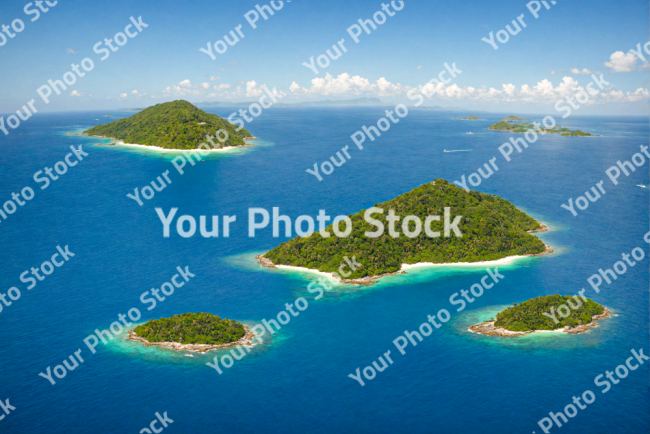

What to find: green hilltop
left=134, top=312, right=246, bottom=345
left=488, top=119, right=597, bottom=137
left=453, top=115, right=481, bottom=120
left=502, top=115, right=530, bottom=122
left=84, top=100, right=251, bottom=149
left=494, top=295, right=605, bottom=331
left=264, top=179, right=547, bottom=279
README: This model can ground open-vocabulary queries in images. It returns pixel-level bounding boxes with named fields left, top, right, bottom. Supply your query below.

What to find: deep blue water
left=0, top=108, right=648, bottom=433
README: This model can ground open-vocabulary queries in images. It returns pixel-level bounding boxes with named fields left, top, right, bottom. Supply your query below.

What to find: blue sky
left=1, top=0, right=648, bottom=114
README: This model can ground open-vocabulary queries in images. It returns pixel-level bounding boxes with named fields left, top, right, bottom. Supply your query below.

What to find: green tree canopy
left=494, top=295, right=604, bottom=331
left=134, top=312, right=246, bottom=345
left=264, top=179, right=547, bottom=279
left=488, top=120, right=596, bottom=136
left=84, top=100, right=251, bottom=149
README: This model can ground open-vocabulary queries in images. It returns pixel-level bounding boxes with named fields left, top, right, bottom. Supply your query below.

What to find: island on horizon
left=258, top=179, right=552, bottom=284
left=453, top=115, right=482, bottom=120
left=502, top=115, right=530, bottom=122
left=128, top=312, right=255, bottom=353
left=488, top=116, right=597, bottom=136
left=78, top=100, right=254, bottom=150
left=470, top=294, right=611, bottom=337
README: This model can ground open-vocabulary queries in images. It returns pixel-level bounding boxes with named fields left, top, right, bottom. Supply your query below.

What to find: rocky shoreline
left=530, top=245, right=554, bottom=257
left=469, top=307, right=612, bottom=337
left=128, top=326, right=256, bottom=353
left=527, top=223, right=549, bottom=233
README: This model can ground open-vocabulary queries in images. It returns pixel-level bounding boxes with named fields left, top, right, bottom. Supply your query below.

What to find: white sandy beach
left=466, top=326, right=565, bottom=336
left=532, top=328, right=566, bottom=333
left=401, top=254, right=527, bottom=270
left=272, top=253, right=531, bottom=282
left=261, top=227, right=551, bottom=283
left=274, top=264, right=342, bottom=283
left=115, top=141, right=251, bottom=153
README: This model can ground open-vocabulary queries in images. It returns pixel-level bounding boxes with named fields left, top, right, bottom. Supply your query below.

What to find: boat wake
left=444, top=149, right=473, bottom=153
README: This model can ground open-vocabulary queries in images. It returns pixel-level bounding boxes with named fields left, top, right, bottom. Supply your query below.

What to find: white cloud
left=376, top=77, right=404, bottom=96
left=66, top=48, right=78, bottom=54
left=415, top=66, right=422, bottom=70
left=129, top=90, right=148, bottom=98
left=69, top=90, right=86, bottom=97
left=414, top=75, right=648, bottom=104
left=246, top=81, right=266, bottom=97
left=210, top=82, right=286, bottom=101
left=601, top=87, right=649, bottom=102
left=297, top=72, right=644, bottom=105
left=289, top=81, right=304, bottom=94
left=161, top=78, right=280, bottom=100
left=288, top=72, right=649, bottom=105
left=210, top=76, right=220, bottom=81
left=290, top=73, right=406, bottom=97
left=163, top=79, right=204, bottom=97
left=570, top=68, right=599, bottom=75
left=157, top=71, right=648, bottom=107
left=550, top=70, right=556, bottom=75
left=119, top=93, right=127, bottom=98
left=604, top=51, right=638, bottom=72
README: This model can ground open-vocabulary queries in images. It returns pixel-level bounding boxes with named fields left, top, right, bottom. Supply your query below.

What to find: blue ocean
left=0, top=107, right=648, bottom=433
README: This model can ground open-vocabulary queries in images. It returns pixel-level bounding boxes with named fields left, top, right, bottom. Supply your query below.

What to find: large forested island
left=83, top=100, right=252, bottom=149
left=470, top=295, right=610, bottom=337
left=129, top=312, right=254, bottom=351
left=260, top=179, right=551, bottom=283
left=488, top=116, right=597, bottom=136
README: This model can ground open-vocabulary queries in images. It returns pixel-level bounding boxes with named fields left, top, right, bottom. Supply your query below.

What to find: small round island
left=129, top=312, right=255, bottom=352
left=470, top=294, right=611, bottom=337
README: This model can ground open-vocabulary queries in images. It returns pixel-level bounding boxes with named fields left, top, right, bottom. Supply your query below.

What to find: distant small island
left=470, top=295, right=611, bottom=337
left=453, top=115, right=482, bottom=120
left=259, top=179, right=552, bottom=284
left=104, top=114, right=112, bottom=117
left=129, top=312, right=255, bottom=352
left=488, top=117, right=597, bottom=136
left=81, top=100, right=252, bottom=150
left=502, top=115, right=530, bottom=122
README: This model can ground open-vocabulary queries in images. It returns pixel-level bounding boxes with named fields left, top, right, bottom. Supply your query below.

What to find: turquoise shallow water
left=0, top=108, right=648, bottom=433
